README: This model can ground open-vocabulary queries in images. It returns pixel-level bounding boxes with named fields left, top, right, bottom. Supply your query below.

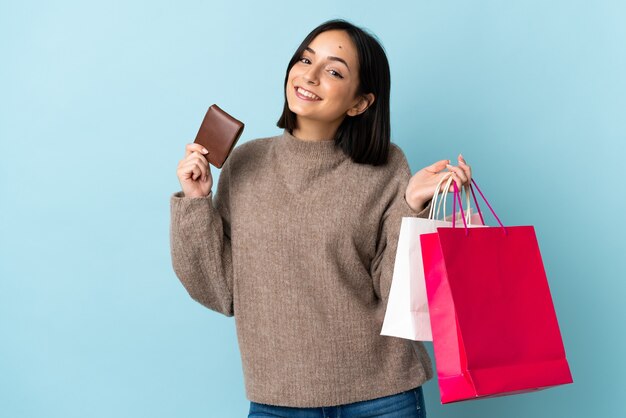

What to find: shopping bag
left=420, top=180, right=573, bottom=403
left=408, top=174, right=487, bottom=339
left=381, top=174, right=485, bottom=341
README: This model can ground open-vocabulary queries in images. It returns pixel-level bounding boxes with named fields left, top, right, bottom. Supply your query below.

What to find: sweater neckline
left=276, top=128, right=347, bottom=164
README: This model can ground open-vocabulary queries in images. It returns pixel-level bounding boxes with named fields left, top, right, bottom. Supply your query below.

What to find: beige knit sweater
left=169, top=128, right=435, bottom=407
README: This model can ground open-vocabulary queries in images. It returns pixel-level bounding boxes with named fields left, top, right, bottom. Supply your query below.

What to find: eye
left=299, top=56, right=344, bottom=79
left=329, top=69, right=344, bottom=79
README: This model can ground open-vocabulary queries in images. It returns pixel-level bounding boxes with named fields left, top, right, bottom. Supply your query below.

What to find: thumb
left=425, top=159, right=450, bottom=173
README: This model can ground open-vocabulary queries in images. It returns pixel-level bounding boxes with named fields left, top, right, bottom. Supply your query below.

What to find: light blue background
left=1, top=1, right=624, bottom=417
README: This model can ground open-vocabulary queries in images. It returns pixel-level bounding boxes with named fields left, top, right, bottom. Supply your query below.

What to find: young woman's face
left=286, top=29, right=372, bottom=128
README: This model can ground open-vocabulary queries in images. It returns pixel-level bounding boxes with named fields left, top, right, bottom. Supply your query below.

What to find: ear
left=347, top=93, right=375, bottom=117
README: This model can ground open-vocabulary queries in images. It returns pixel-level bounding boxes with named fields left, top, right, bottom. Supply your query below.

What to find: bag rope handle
left=451, top=179, right=507, bottom=236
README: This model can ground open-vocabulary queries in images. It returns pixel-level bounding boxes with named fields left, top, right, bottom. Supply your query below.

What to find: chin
left=286, top=101, right=306, bottom=117
left=286, top=102, right=300, bottom=115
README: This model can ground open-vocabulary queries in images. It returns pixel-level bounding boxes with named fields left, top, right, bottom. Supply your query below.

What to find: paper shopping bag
left=381, top=175, right=485, bottom=341
left=420, top=180, right=573, bottom=403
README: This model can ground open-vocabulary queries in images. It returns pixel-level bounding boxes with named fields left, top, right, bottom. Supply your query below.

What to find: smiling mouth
left=294, top=86, right=322, bottom=101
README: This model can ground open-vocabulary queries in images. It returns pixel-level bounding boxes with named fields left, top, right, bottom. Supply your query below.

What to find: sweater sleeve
left=370, top=148, right=433, bottom=308
left=169, top=159, right=234, bottom=317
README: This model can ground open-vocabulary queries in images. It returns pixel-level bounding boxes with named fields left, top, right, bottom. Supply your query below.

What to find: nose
left=302, top=65, right=320, bottom=85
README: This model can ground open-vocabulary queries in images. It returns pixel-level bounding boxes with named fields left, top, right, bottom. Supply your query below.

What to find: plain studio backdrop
left=1, top=1, right=624, bottom=417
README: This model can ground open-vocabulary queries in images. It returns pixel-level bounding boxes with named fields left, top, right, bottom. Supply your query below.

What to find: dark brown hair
left=276, top=19, right=392, bottom=166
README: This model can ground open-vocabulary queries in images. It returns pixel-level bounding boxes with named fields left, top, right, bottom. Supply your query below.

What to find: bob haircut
left=276, top=19, right=392, bottom=166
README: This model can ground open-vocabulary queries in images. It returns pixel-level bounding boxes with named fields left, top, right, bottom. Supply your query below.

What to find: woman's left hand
left=405, top=154, right=472, bottom=212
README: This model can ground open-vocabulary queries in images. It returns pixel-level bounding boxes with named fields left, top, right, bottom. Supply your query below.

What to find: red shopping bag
left=420, top=179, right=573, bottom=404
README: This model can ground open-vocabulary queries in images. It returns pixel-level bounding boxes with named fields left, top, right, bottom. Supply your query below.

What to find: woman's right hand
left=176, top=143, right=213, bottom=198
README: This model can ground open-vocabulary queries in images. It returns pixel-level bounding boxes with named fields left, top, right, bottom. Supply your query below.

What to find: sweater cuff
left=171, top=190, right=213, bottom=200
left=404, top=196, right=433, bottom=219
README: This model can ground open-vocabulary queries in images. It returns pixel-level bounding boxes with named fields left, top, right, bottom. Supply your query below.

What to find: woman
left=170, top=18, right=471, bottom=417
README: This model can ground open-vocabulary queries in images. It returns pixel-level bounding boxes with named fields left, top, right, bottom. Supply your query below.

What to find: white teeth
left=297, top=87, right=320, bottom=100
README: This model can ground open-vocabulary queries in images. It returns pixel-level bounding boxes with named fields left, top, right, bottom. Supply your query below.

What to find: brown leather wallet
left=193, top=104, right=244, bottom=168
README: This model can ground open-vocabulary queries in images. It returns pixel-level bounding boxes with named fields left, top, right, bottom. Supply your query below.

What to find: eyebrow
left=304, top=47, right=351, bottom=73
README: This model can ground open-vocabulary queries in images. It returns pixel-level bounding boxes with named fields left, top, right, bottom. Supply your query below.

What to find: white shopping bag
left=381, top=174, right=487, bottom=341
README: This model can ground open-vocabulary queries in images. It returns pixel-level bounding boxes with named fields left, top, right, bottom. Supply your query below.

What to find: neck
left=292, top=118, right=343, bottom=142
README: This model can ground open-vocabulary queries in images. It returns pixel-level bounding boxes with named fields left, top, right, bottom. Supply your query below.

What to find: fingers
left=179, top=150, right=210, bottom=181
left=180, top=158, right=208, bottom=181
left=445, top=154, right=472, bottom=190
left=422, top=155, right=472, bottom=193
left=425, top=159, right=451, bottom=174
left=185, top=142, right=209, bottom=158
left=446, top=164, right=467, bottom=183
left=457, top=153, right=472, bottom=183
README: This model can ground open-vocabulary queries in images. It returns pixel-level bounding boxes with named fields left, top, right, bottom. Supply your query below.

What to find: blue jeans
left=248, top=386, right=426, bottom=418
